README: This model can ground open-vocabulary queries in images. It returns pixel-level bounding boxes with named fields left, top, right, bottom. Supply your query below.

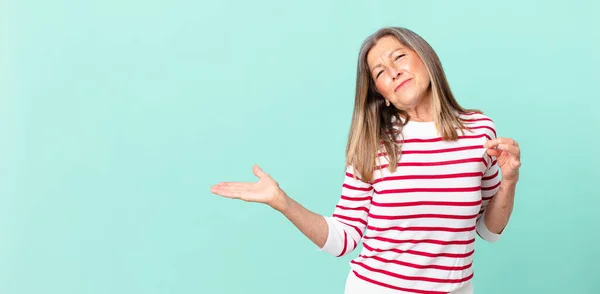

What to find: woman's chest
left=370, top=135, right=489, bottom=204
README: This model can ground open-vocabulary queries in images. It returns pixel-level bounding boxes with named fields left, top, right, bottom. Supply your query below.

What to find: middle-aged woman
left=211, top=27, right=521, bottom=294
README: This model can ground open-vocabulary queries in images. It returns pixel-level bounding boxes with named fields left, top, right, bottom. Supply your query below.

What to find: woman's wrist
left=500, top=179, right=518, bottom=190
left=270, top=189, right=291, bottom=213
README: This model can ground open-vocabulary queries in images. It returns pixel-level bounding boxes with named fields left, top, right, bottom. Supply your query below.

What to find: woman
left=210, top=27, right=521, bottom=294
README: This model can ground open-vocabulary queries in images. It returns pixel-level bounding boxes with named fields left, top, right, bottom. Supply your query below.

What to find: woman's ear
left=385, top=100, right=390, bottom=107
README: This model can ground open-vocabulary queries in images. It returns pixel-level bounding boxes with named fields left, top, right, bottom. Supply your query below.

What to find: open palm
left=210, top=165, right=283, bottom=207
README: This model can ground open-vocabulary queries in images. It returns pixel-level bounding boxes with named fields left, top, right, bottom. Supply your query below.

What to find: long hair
left=345, top=27, right=480, bottom=183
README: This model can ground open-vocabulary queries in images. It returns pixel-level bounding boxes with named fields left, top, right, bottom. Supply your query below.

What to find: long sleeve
left=476, top=120, right=503, bottom=242
left=318, top=165, right=374, bottom=257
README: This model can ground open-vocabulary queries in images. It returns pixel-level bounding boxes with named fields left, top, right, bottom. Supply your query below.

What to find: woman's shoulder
left=457, top=110, right=497, bottom=139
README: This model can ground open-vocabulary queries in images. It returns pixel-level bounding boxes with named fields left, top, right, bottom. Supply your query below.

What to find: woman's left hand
left=484, top=137, right=521, bottom=183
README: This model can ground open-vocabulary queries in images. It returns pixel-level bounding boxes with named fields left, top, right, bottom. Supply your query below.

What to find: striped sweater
left=319, top=112, right=502, bottom=294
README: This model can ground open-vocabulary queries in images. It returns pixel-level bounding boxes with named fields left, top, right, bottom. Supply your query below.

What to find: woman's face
left=366, top=35, right=431, bottom=111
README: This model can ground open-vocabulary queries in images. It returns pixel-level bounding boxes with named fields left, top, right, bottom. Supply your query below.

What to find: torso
left=348, top=112, right=497, bottom=293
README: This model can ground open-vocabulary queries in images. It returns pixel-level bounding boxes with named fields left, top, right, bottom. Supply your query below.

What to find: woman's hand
left=210, top=165, right=288, bottom=211
left=484, top=137, right=521, bottom=183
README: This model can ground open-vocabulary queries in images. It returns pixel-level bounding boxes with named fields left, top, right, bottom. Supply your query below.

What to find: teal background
left=1, top=0, right=598, bottom=293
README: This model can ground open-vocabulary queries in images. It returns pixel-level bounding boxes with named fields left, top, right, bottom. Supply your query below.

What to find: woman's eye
left=376, top=70, right=384, bottom=78
left=395, top=54, right=405, bottom=61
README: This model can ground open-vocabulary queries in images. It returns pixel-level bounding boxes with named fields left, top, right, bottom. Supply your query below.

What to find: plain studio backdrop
left=1, top=0, right=598, bottom=293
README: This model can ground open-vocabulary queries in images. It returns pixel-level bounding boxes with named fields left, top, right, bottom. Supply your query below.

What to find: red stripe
left=482, top=170, right=499, bottom=181
left=371, top=200, right=481, bottom=207
left=482, top=195, right=494, bottom=201
left=338, top=220, right=363, bottom=237
left=363, top=236, right=475, bottom=245
left=336, top=205, right=369, bottom=212
left=462, top=117, right=492, bottom=123
left=398, top=133, right=490, bottom=144
left=468, top=125, right=497, bottom=137
left=482, top=181, right=501, bottom=191
left=368, top=213, right=478, bottom=220
left=343, top=183, right=372, bottom=191
left=345, top=172, right=363, bottom=181
left=367, top=225, right=476, bottom=233
left=376, top=186, right=481, bottom=194
left=358, top=255, right=473, bottom=271
left=402, top=145, right=483, bottom=156
left=363, top=243, right=475, bottom=258
left=378, top=157, right=486, bottom=170
left=371, top=172, right=482, bottom=184
left=337, top=231, right=348, bottom=257
left=340, top=195, right=372, bottom=201
left=403, top=145, right=483, bottom=154
left=351, top=271, right=447, bottom=294
left=333, top=214, right=367, bottom=225
left=351, top=261, right=473, bottom=284
left=352, top=239, right=357, bottom=250
left=378, top=145, right=483, bottom=157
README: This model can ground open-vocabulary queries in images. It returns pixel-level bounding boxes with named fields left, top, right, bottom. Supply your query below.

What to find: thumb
left=253, top=164, right=269, bottom=179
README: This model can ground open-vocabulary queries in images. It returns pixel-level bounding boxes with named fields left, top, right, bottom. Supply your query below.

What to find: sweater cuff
left=476, top=210, right=501, bottom=243
left=317, top=216, right=344, bottom=256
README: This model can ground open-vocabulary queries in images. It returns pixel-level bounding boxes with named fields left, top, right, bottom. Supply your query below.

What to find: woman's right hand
left=210, top=164, right=288, bottom=212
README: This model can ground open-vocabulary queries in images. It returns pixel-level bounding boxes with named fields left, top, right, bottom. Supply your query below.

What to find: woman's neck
left=405, top=90, right=433, bottom=122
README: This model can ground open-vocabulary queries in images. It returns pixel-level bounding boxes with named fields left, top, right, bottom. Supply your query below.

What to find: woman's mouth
left=394, top=78, right=412, bottom=92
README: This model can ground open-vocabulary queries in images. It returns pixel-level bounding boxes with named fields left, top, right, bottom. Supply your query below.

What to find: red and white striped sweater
left=319, top=112, right=502, bottom=294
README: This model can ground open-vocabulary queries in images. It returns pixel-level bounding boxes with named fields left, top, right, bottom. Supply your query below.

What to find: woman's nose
left=390, top=67, right=402, bottom=80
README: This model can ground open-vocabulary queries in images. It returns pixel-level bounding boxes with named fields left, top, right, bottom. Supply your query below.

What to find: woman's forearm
left=273, top=190, right=329, bottom=248
left=484, top=180, right=517, bottom=234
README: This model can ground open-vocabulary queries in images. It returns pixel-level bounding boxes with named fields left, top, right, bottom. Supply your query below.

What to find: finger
left=484, top=137, right=515, bottom=149
left=253, top=164, right=269, bottom=179
left=483, top=139, right=500, bottom=149
left=214, top=182, right=255, bottom=190
left=496, top=144, right=520, bottom=158
left=211, top=186, right=249, bottom=193
left=486, top=148, right=502, bottom=157
left=210, top=186, right=243, bottom=199
left=211, top=190, right=242, bottom=199
left=511, top=158, right=522, bottom=169
left=210, top=183, right=250, bottom=194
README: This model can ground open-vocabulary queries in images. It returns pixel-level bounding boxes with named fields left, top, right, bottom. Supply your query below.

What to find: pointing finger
left=496, top=144, right=520, bottom=158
